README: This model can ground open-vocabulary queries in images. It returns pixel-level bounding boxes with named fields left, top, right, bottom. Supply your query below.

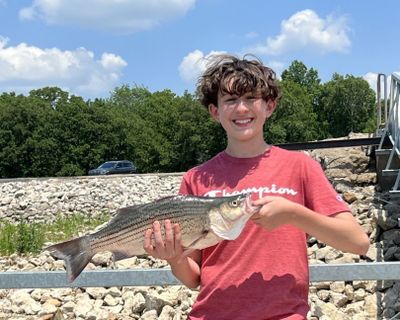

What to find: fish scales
left=45, top=193, right=257, bottom=282
left=90, top=196, right=212, bottom=251
left=98, top=196, right=212, bottom=235
left=90, top=212, right=205, bottom=252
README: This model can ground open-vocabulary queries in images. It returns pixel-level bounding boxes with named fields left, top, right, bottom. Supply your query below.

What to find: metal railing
left=377, top=73, right=389, bottom=130
left=1, top=262, right=400, bottom=289
left=377, top=72, right=400, bottom=195
left=388, top=73, right=400, bottom=143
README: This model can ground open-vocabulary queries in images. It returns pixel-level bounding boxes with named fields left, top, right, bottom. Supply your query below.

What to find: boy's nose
left=236, top=99, right=250, bottom=111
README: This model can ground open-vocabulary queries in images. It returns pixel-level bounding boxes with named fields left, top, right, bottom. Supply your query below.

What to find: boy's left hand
left=250, top=196, right=297, bottom=231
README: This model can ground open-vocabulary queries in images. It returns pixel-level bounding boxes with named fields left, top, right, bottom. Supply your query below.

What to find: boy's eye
left=225, top=97, right=237, bottom=103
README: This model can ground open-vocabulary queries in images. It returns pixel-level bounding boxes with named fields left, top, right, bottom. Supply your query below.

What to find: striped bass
left=45, top=193, right=259, bottom=282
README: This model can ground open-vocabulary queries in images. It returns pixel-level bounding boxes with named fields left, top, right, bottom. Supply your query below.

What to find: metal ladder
left=376, top=73, right=400, bottom=197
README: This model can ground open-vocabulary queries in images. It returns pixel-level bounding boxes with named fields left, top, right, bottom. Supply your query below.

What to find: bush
left=0, top=213, right=109, bottom=255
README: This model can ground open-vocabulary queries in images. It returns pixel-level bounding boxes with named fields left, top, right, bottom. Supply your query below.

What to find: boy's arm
left=251, top=196, right=370, bottom=255
left=168, top=250, right=201, bottom=289
left=143, top=220, right=201, bottom=288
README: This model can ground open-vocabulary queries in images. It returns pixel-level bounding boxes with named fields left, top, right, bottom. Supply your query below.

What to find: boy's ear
left=265, top=101, right=277, bottom=118
left=208, top=104, right=219, bottom=122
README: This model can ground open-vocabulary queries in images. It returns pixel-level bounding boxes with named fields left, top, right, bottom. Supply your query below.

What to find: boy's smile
left=232, top=117, right=254, bottom=127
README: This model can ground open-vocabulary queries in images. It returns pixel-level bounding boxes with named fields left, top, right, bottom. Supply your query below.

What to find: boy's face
left=208, top=90, right=276, bottom=145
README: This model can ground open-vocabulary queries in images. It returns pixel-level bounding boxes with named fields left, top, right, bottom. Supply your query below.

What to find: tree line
left=0, top=60, right=376, bottom=178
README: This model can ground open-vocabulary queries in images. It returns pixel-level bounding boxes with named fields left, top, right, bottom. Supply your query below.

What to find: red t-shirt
left=179, top=146, right=350, bottom=320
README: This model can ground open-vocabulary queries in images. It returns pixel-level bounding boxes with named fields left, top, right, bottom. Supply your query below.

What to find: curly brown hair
left=196, top=54, right=281, bottom=108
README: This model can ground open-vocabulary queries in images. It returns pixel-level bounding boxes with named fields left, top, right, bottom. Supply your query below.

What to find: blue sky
left=0, top=0, right=398, bottom=99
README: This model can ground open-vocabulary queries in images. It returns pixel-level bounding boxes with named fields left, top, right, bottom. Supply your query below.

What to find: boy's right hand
left=143, top=219, right=184, bottom=262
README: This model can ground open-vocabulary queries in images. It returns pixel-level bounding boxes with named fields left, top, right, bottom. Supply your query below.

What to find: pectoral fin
left=112, top=244, right=145, bottom=261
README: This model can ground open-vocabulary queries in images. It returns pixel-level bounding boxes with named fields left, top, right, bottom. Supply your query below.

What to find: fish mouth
left=243, top=193, right=261, bottom=216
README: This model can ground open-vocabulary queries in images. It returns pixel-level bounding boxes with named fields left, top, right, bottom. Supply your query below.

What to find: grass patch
left=0, top=213, right=110, bottom=256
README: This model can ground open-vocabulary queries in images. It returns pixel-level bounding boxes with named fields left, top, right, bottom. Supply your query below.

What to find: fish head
left=217, top=194, right=246, bottom=220
left=208, top=193, right=260, bottom=240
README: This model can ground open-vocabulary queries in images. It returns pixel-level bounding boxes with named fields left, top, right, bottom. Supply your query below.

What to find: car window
left=99, top=162, right=115, bottom=169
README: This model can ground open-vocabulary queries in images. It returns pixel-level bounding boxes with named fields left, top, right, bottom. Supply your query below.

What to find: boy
left=144, top=54, right=369, bottom=319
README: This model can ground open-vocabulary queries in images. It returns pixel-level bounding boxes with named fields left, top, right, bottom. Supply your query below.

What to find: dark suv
left=88, top=160, right=137, bottom=175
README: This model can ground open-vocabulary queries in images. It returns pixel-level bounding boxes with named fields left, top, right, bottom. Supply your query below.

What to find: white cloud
left=19, top=0, right=196, bottom=34
left=178, top=50, right=226, bottom=84
left=249, top=9, right=351, bottom=56
left=0, top=38, right=127, bottom=98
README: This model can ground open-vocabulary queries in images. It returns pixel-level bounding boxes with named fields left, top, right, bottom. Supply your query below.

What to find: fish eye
left=230, top=200, right=239, bottom=207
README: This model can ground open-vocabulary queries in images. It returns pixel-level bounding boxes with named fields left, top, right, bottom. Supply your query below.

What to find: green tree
left=52, top=95, right=129, bottom=176
left=319, top=74, right=376, bottom=137
left=173, top=92, right=224, bottom=171
left=108, top=85, right=223, bottom=173
left=29, top=86, right=69, bottom=108
left=281, top=60, right=321, bottom=94
left=0, top=92, right=48, bottom=177
left=0, top=66, right=377, bottom=178
left=108, top=84, right=151, bottom=108
left=265, top=80, right=320, bottom=143
left=108, top=86, right=175, bottom=172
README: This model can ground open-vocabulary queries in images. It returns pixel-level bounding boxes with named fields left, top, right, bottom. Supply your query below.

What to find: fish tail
left=45, top=236, right=93, bottom=282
